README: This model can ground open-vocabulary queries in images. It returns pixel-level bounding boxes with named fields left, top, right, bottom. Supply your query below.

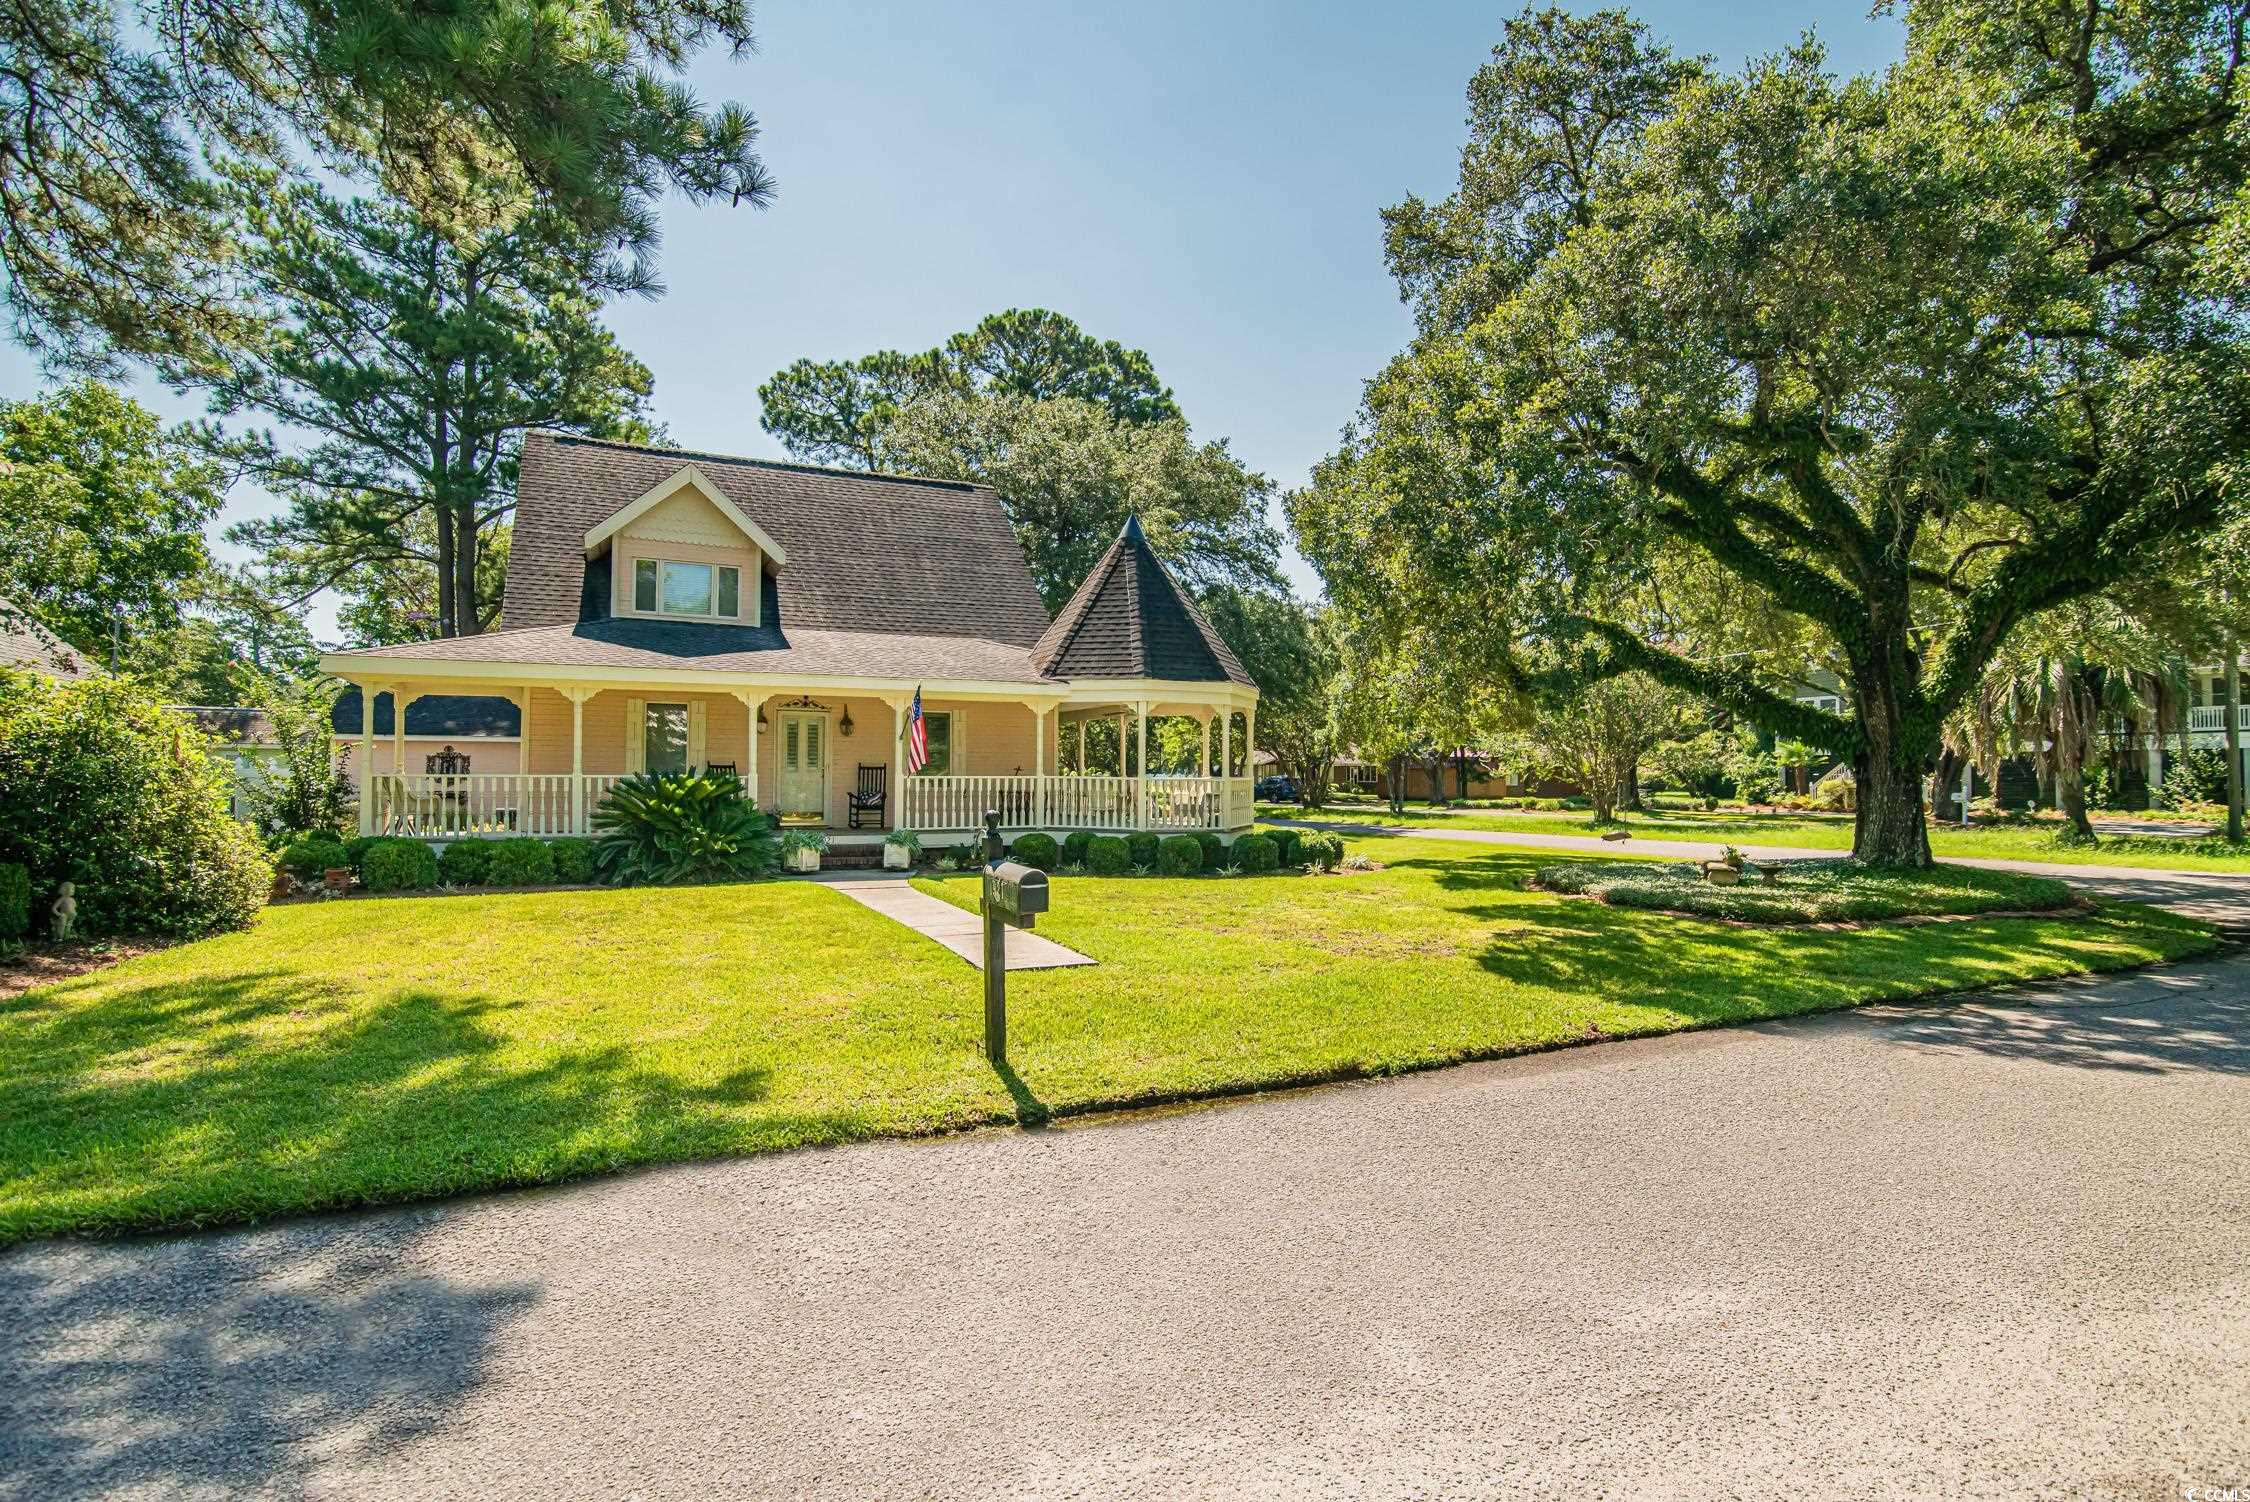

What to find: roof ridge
left=531, top=430, right=990, bottom=495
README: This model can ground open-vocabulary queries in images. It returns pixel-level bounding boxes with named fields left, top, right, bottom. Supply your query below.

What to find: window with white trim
left=632, top=558, right=742, bottom=618
left=913, top=711, right=955, bottom=775
left=644, top=702, right=689, bottom=773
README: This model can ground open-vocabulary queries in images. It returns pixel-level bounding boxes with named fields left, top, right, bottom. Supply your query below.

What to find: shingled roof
left=503, top=432, right=1053, bottom=647
left=1029, top=516, right=1253, bottom=685
left=0, top=598, right=92, bottom=679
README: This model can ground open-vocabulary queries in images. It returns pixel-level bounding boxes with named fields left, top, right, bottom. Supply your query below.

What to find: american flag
left=905, top=686, right=929, bottom=775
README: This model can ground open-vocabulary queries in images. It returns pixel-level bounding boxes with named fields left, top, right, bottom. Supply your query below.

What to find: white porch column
left=356, top=683, right=381, bottom=834
left=1199, top=711, right=1211, bottom=777
left=392, top=689, right=420, bottom=782
left=1136, top=701, right=1151, bottom=830
left=730, top=691, right=768, bottom=810
left=880, top=693, right=910, bottom=830
left=1032, top=707, right=1045, bottom=828
left=1075, top=719, right=1087, bottom=774
left=2146, top=737, right=2163, bottom=792
left=563, top=687, right=596, bottom=832
left=1244, top=702, right=1256, bottom=782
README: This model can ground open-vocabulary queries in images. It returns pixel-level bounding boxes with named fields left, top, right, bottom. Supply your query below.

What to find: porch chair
left=848, top=764, right=888, bottom=829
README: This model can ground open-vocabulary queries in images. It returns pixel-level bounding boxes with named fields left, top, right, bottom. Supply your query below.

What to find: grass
left=1269, top=803, right=2250, bottom=872
left=0, top=838, right=2213, bottom=1242
left=1533, top=858, right=2077, bottom=923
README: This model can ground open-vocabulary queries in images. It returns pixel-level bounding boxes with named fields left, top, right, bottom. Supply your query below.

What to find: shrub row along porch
left=347, top=683, right=1258, bottom=839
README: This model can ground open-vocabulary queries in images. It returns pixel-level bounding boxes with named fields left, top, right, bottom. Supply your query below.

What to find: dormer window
left=633, top=558, right=742, bottom=619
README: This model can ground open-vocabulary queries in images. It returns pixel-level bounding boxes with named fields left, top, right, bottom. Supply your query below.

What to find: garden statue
left=50, top=881, right=77, bottom=942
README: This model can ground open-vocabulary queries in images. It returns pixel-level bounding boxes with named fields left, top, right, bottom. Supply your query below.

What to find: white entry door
left=779, top=711, right=827, bottom=822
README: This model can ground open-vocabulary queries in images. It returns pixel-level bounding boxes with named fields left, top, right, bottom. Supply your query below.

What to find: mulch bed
left=0, top=939, right=173, bottom=1002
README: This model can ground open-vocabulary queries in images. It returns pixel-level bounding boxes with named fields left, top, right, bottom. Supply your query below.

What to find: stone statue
left=50, top=881, right=76, bottom=943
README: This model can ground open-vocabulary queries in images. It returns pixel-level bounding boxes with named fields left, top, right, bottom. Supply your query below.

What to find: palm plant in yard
left=591, top=771, right=780, bottom=885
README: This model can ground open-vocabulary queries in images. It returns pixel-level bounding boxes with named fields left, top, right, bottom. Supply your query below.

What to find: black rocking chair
left=848, top=764, right=887, bottom=829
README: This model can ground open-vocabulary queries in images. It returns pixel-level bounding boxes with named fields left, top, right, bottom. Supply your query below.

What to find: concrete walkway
left=7, top=950, right=2244, bottom=1499
left=1274, top=817, right=2250, bottom=932
left=815, top=875, right=1094, bottom=971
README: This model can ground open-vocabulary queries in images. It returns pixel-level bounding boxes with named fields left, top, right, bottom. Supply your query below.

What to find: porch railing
left=369, top=773, right=620, bottom=838
left=2187, top=705, right=2250, bottom=734
left=900, top=774, right=1255, bottom=832
left=364, top=772, right=1259, bottom=837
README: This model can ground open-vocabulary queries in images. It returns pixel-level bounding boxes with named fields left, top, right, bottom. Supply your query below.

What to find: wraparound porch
left=340, top=674, right=1260, bottom=840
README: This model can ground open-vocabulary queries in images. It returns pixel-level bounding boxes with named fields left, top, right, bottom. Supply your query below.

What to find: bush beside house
left=0, top=672, right=271, bottom=937
left=361, top=839, right=438, bottom=893
left=0, top=862, right=29, bottom=940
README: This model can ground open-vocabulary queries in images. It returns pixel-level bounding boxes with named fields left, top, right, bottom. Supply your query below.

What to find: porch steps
left=821, top=846, right=886, bottom=871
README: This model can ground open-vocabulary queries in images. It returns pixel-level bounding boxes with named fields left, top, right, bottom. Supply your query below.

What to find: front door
left=778, top=711, right=827, bottom=823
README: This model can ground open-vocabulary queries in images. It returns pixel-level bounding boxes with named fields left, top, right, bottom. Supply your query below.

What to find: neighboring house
left=0, top=597, right=94, bottom=679
left=318, top=433, right=1260, bottom=844
left=175, top=707, right=284, bottom=820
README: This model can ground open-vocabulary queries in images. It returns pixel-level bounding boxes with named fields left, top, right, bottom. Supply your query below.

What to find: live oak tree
left=184, top=178, right=659, bottom=640
left=0, top=0, right=773, bottom=371
left=757, top=309, right=1179, bottom=469
left=1200, top=589, right=1342, bottom=804
left=1291, top=2, right=2250, bottom=867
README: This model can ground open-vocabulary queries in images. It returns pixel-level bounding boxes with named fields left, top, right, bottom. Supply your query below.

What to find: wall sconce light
left=838, top=706, right=855, bottom=738
left=756, top=704, right=767, bottom=728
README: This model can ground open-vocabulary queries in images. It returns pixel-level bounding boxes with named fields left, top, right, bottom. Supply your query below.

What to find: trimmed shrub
left=278, top=834, right=349, bottom=882
left=1125, top=831, right=1160, bottom=868
left=437, top=840, right=494, bottom=887
left=547, top=837, right=597, bottom=884
left=1157, top=834, right=1202, bottom=875
left=1233, top=834, right=1279, bottom=873
left=1086, top=834, right=1131, bottom=875
left=344, top=834, right=381, bottom=877
left=1195, top=830, right=1226, bottom=869
left=592, top=771, right=779, bottom=885
left=0, top=861, right=29, bottom=939
left=1304, top=833, right=1347, bottom=871
left=1062, top=830, right=1095, bottom=866
left=1263, top=827, right=1302, bottom=866
left=486, top=838, right=557, bottom=887
left=0, top=672, right=271, bottom=937
left=361, top=838, right=437, bottom=893
left=1012, top=831, right=1059, bottom=869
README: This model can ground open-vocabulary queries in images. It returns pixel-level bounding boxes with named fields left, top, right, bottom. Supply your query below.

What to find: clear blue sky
left=0, top=0, right=1903, bottom=635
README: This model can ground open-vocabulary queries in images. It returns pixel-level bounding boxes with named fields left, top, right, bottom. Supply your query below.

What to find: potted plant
left=881, top=827, right=920, bottom=870
left=1703, top=844, right=1746, bottom=886
left=779, top=830, right=827, bottom=874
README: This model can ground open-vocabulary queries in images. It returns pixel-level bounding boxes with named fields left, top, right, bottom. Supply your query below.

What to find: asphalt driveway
left=5, top=947, right=2247, bottom=1499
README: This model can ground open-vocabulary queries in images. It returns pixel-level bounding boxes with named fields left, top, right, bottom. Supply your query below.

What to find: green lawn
left=1, top=837, right=2213, bottom=1241
left=1270, top=803, right=2250, bottom=872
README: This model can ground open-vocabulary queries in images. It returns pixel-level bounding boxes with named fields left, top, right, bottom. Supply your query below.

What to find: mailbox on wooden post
left=978, top=810, right=1049, bottom=1064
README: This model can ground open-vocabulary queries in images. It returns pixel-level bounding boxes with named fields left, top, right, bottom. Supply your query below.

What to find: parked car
left=1255, top=775, right=1299, bottom=803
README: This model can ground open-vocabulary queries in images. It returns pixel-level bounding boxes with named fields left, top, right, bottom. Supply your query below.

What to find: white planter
left=882, top=843, right=912, bottom=870
left=784, top=847, right=822, bottom=874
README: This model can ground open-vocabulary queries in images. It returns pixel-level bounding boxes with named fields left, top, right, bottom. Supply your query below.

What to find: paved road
left=5, top=947, right=2247, bottom=1499
left=1276, top=817, right=2250, bottom=932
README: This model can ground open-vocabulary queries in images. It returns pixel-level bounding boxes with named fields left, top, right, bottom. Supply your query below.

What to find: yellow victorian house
left=320, top=433, right=1259, bottom=848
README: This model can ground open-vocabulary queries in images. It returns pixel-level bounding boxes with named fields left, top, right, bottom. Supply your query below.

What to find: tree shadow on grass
left=1375, top=848, right=2199, bottom=1034
left=0, top=1218, right=541, bottom=1499
left=1, top=965, right=866, bottom=1244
